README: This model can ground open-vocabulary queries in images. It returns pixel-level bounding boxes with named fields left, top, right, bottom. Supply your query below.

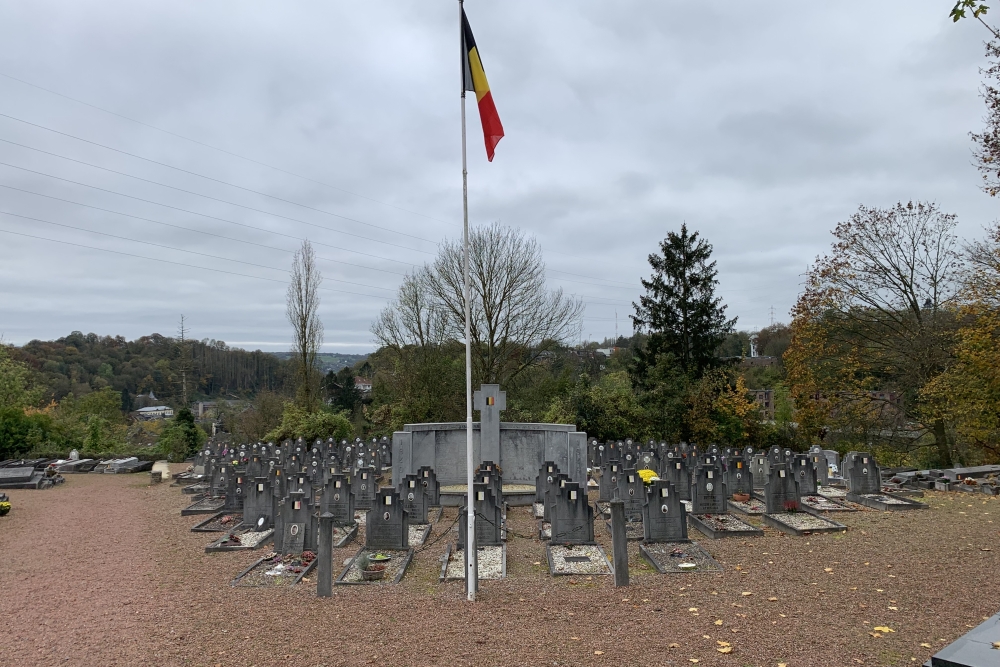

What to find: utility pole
left=178, top=315, right=190, bottom=406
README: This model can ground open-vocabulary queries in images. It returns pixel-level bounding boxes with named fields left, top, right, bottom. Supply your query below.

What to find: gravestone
left=763, top=463, right=801, bottom=514
left=844, top=452, right=880, bottom=494
left=751, top=453, right=769, bottom=490
left=636, top=448, right=659, bottom=473
left=544, top=472, right=570, bottom=523
left=282, top=490, right=311, bottom=556
left=536, top=461, right=560, bottom=503
left=417, top=466, right=440, bottom=506
left=398, top=474, right=429, bottom=524
left=244, top=476, right=272, bottom=530
left=224, top=468, right=246, bottom=512
left=353, top=467, right=377, bottom=510
left=661, top=455, right=691, bottom=501
left=726, top=454, right=753, bottom=496
left=615, top=468, right=645, bottom=519
left=320, top=474, right=354, bottom=527
left=792, top=453, right=819, bottom=495
left=691, top=461, right=728, bottom=515
left=458, top=482, right=503, bottom=547
left=642, top=479, right=688, bottom=542
left=474, top=384, right=506, bottom=464
left=366, top=488, right=409, bottom=550
left=476, top=461, right=503, bottom=506
left=598, top=461, right=620, bottom=502
left=823, top=450, right=841, bottom=478
left=549, top=481, right=594, bottom=544
left=809, top=445, right=830, bottom=486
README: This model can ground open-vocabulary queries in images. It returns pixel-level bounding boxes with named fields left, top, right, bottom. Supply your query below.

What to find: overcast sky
left=0, top=1, right=994, bottom=353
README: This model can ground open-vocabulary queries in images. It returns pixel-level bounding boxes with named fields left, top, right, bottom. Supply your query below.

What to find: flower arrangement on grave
left=0, top=501, right=10, bottom=516
left=637, top=469, right=658, bottom=484
left=783, top=499, right=800, bottom=513
left=732, top=492, right=751, bottom=503
left=356, top=553, right=386, bottom=581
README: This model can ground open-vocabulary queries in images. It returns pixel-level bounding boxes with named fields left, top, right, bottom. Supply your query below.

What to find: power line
left=0, top=227, right=392, bottom=300
left=0, top=162, right=420, bottom=268
left=0, top=210, right=396, bottom=293
left=0, top=183, right=408, bottom=277
left=0, top=111, right=440, bottom=246
left=0, top=70, right=452, bottom=226
left=0, top=137, right=435, bottom=255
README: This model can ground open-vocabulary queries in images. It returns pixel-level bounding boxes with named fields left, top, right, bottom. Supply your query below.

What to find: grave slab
left=230, top=551, right=316, bottom=587
left=408, top=523, right=432, bottom=547
left=639, top=542, right=723, bottom=574
left=762, top=512, right=848, bottom=536
left=846, top=492, right=928, bottom=511
left=800, top=494, right=856, bottom=512
left=546, top=544, right=612, bottom=576
left=728, top=497, right=767, bottom=515
left=180, top=497, right=226, bottom=516
left=604, top=518, right=644, bottom=541
left=205, top=528, right=274, bottom=553
left=190, top=511, right=242, bottom=532
left=924, top=609, right=1000, bottom=667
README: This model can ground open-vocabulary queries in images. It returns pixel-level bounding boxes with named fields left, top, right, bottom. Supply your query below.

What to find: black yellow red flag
left=462, top=9, right=504, bottom=161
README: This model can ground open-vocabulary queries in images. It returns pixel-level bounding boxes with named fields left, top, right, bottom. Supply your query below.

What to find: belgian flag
left=462, top=9, right=504, bottom=162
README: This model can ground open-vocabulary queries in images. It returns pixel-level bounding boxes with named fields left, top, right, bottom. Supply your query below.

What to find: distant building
left=136, top=405, right=174, bottom=420
left=749, top=389, right=775, bottom=420
left=354, top=377, right=373, bottom=394
left=740, top=356, right=779, bottom=368
left=192, top=401, right=217, bottom=419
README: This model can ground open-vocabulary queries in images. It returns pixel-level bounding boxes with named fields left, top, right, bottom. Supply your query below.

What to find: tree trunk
left=932, top=418, right=952, bottom=468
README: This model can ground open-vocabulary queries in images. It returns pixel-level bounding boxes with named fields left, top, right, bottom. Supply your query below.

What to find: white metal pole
left=460, top=0, right=478, bottom=601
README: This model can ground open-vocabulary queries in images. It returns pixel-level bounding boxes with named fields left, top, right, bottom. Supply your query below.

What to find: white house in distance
left=136, top=405, right=174, bottom=420
left=354, top=377, right=373, bottom=394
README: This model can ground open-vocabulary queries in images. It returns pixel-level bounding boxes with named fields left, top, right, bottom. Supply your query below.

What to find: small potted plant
left=357, top=553, right=386, bottom=581
left=0, top=501, right=10, bottom=516
left=732, top=492, right=751, bottom=503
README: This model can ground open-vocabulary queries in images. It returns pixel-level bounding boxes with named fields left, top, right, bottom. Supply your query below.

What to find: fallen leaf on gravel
left=621, top=598, right=629, bottom=602
left=533, top=561, right=540, bottom=565
left=768, top=597, right=778, bottom=601
left=876, top=589, right=884, bottom=592
left=714, top=620, right=723, bottom=625
left=702, top=635, right=711, bottom=639
left=779, top=614, right=787, bottom=618
left=920, top=643, right=932, bottom=648
left=889, top=606, right=898, bottom=611
left=594, top=650, right=604, bottom=655
left=689, top=660, right=699, bottom=664
left=571, top=637, right=579, bottom=641
left=717, top=646, right=733, bottom=654
left=689, top=607, right=698, bottom=612
left=874, top=626, right=895, bottom=633
left=870, top=632, right=883, bottom=638
left=778, top=663, right=787, bottom=667
left=741, top=591, right=753, bottom=596
left=824, top=567, right=833, bottom=572
left=586, top=576, right=593, bottom=580
left=669, top=643, right=680, bottom=649
left=716, top=641, right=730, bottom=647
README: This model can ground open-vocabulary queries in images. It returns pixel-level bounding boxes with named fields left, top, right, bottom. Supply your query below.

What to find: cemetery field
left=1, top=470, right=999, bottom=667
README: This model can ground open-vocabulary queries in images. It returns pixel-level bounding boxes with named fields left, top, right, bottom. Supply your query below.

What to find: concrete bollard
left=317, top=512, right=334, bottom=597
left=610, top=499, right=629, bottom=587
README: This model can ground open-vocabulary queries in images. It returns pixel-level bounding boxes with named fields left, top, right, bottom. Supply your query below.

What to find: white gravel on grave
left=540, top=523, right=551, bottom=539
left=549, top=544, right=611, bottom=575
left=354, top=511, right=367, bottom=526
left=817, top=486, right=847, bottom=499
left=696, top=514, right=757, bottom=532
left=440, top=484, right=536, bottom=494
left=729, top=498, right=766, bottom=514
left=444, top=546, right=504, bottom=580
left=681, top=500, right=692, bottom=513
left=408, top=524, right=430, bottom=547
left=766, top=512, right=841, bottom=530
left=234, top=530, right=272, bottom=548
left=533, top=502, right=544, bottom=519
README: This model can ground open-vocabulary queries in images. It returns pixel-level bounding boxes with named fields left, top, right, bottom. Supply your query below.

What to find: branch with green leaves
left=951, top=1, right=1000, bottom=39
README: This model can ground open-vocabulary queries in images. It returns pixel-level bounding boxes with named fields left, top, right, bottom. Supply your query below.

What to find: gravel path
left=1, top=470, right=999, bottom=666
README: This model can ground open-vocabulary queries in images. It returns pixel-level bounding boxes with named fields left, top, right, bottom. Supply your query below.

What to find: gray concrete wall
left=392, top=422, right=587, bottom=488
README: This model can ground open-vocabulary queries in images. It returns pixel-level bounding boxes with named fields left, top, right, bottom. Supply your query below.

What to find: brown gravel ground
left=1, top=466, right=998, bottom=667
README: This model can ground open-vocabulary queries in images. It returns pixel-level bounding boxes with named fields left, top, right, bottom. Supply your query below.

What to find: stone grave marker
left=458, top=482, right=503, bottom=547
left=549, top=481, right=594, bottom=544
left=473, top=384, right=506, bottom=464
left=751, top=453, right=769, bottom=490
left=366, top=488, right=409, bottom=550
left=691, top=461, right=728, bottom=515
left=726, top=454, right=753, bottom=496
left=417, top=466, right=440, bottom=506
left=809, top=445, right=830, bottom=486
left=543, top=472, right=570, bottom=523
left=536, top=461, right=560, bottom=503
left=792, top=453, right=819, bottom=495
left=660, top=454, right=691, bottom=501
left=615, top=468, right=645, bottom=520
left=844, top=451, right=880, bottom=494
left=641, top=479, right=688, bottom=542
left=282, top=490, right=311, bottom=556
left=763, top=462, right=801, bottom=514
left=398, top=474, right=429, bottom=524
left=598, top=461, right=620, bottom=502
left=320, top=474, right=354, bottom=526
left=353, top=467, right=377, bottom=510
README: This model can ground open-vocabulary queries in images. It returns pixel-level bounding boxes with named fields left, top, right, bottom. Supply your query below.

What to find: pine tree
left=631, top=224, right=736, bottom=379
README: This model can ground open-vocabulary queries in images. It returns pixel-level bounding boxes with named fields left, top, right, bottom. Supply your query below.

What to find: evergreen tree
left=631, top=224, right=736, bottom=379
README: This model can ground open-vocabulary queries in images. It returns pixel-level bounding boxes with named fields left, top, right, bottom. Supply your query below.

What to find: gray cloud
left=0, top=0, right=995, bottom=352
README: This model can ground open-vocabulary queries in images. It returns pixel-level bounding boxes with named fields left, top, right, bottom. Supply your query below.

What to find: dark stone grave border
left=205, top=528, right=274, bottom=553
left=180, top=497, right=225, bottom=516
left=762, top=512, right=848, bottom=537
left=438, top=543, right=507, bottom=582
left=687, top=513, right=764, bottom=539
left=545, top=543, right=612, bottom=577
left=639, top=541, right=723, bottom=574
left=335, top=547, right=414, bottom=585
left=230, top=555, right=315, bottom=587
left=846, top=492, right=928, bottom=511
left=190, top=511, right=241, bottom=532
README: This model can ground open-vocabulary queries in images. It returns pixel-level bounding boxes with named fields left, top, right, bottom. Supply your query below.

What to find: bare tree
left=787, top=201, right=963, bottom=465
left=287, top=240, right=324, bottom=411
left=420, top=222, right=584, bottom=388
left=372, top=271, right=447, bottom=350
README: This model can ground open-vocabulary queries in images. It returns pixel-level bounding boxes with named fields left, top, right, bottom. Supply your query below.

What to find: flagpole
left=460, top=0, right=478, bottom=602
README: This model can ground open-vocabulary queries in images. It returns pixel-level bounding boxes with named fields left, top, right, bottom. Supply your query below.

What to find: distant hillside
left=269, top=352, right=369, bottom=374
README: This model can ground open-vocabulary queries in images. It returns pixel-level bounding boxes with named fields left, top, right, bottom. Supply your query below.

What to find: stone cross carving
left=474, top=384, right=506, bottom=464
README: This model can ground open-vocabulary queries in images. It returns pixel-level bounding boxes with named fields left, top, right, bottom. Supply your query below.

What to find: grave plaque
left=399, top=474, right=429, bottom=524
left=792, top=454, right=818, bottom=495
left=763, top=463, right=801, bottom=514
left=844, top=452, right=880, bottom=494
left=284, top=522, right=306, bottom=556
left=691, top=462, right=728, bottom=515
left=549, top=481, right=594, bottom=544
left=459, top=482, right=503, bottom=547
left=642, top=480, right=688, bottom=543
left=366, top=488, right=409, bottom=550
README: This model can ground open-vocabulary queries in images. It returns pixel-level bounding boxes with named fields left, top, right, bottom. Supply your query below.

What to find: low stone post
left=317, top=512, right=334, bottom=597
left=609, top=499, right=629, bottom=587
